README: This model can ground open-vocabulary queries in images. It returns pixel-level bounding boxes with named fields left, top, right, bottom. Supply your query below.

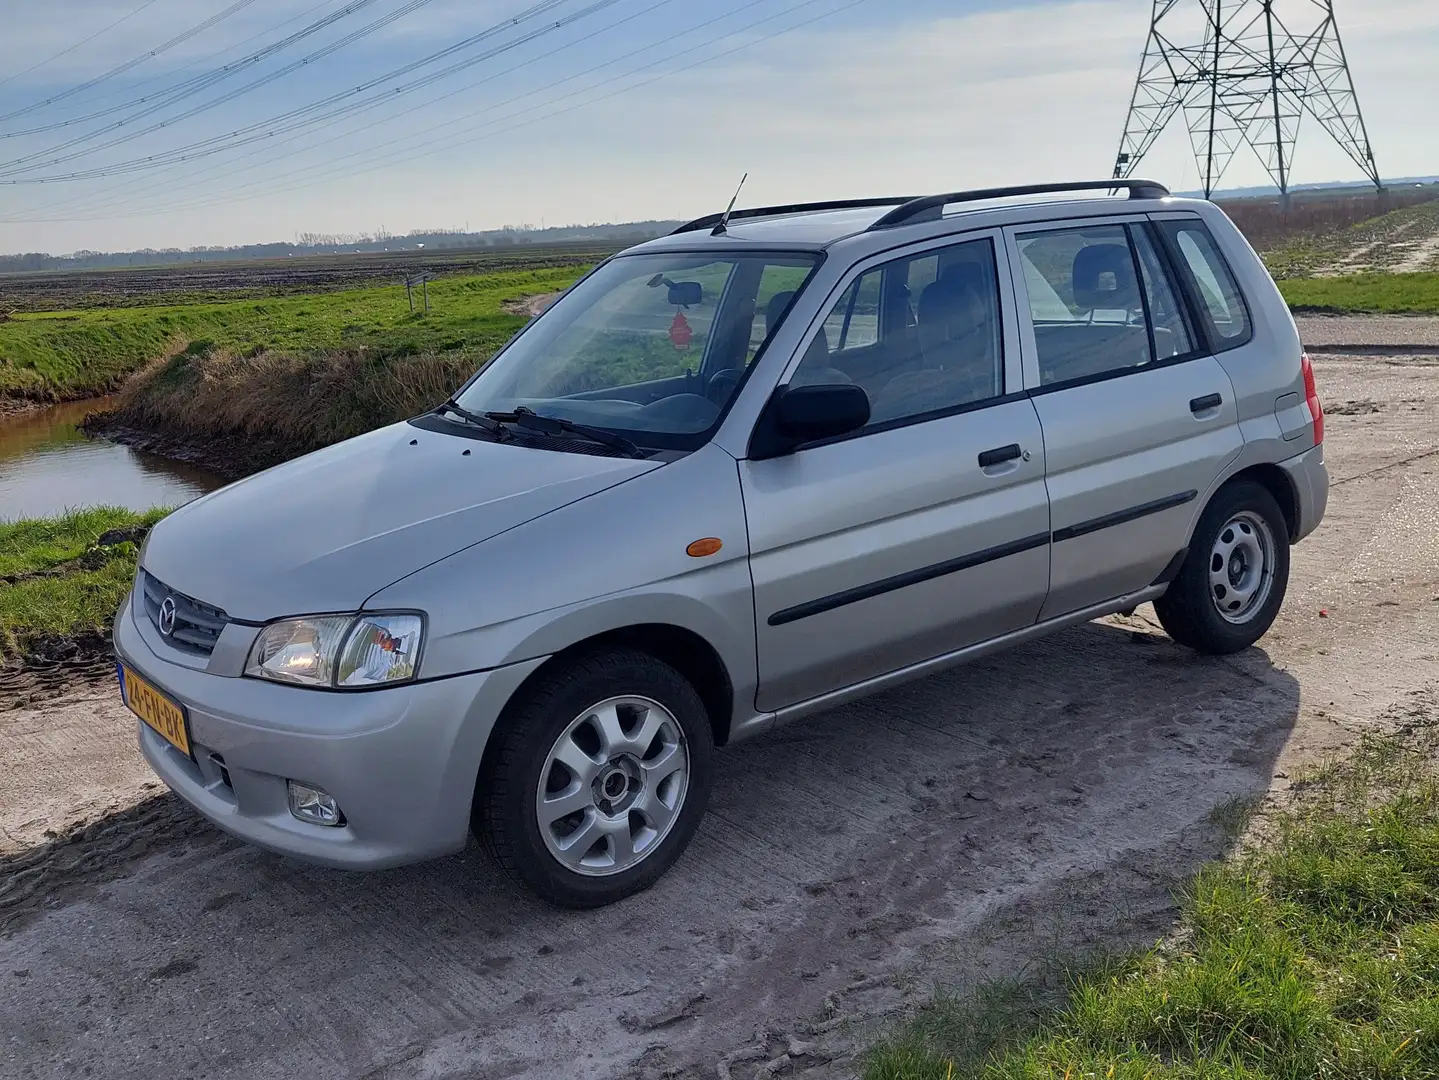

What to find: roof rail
left=866, top=179, right=1172, bottom=231
left=671, top=196, right=920, bottom=235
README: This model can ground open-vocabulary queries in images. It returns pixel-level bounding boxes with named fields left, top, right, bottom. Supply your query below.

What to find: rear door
left=741, top=231, right=1051, bottom=712
left=1005, top=217, right=1243, bottom=619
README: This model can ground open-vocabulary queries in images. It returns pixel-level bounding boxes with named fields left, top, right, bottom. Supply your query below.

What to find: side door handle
left=977, top=443, right=1022, bottom=468
left=1190, top=393, right=1223, bottom=415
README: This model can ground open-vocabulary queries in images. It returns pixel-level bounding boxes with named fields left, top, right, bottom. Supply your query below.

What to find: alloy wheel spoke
left=637, top=790, right=676, bottom=834
left=538, top=783, right=594, bottom=827
left=641, top=743, right=685, bottom=787
left=589, top=702, right=628, bottom=757
left=629, top=707, right=665, bottom=755
left=601, top=815, right=636, bottom=866
left=553, top=737, right=603, bottom=787
left=555, top=811, right=605, bottom=868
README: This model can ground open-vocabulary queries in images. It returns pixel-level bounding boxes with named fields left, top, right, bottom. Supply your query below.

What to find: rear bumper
left=115, top=593, right=545, bottom=869
left=1278, top=442, right=1328, bottom=543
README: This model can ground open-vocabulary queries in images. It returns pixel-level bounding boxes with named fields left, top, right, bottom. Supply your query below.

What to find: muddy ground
left=3, top=322, right=1438, bottom=1080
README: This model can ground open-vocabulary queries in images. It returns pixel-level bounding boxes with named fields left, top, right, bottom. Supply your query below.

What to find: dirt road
left=3, top=320, right=1437, bottom=1080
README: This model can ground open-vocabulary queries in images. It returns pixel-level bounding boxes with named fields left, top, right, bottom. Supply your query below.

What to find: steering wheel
left=705, top=367, right=743, bottom=406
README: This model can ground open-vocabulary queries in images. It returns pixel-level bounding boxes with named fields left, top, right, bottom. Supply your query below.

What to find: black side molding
left=769, top=531, right=1050, bottom=627
left=1053, top=490, right=1197, bottom=543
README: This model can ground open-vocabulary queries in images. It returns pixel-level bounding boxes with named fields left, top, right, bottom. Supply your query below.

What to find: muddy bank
left=81, top=411, right=295, bottom=481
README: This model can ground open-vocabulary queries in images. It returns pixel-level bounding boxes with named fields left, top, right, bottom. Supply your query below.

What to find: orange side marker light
left=686, top=537, right=723, bottom=558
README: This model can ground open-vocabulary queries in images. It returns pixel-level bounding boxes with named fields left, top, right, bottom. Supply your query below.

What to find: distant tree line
left=0, top=221, right=681, bottom=273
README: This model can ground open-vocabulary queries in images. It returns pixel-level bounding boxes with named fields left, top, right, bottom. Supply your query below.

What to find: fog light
left=287, top=781, right=344, bottom=826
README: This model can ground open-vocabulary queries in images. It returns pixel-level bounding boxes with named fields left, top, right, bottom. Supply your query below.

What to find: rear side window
left=1017, top=223, right=1201, bottom=386
left=1159, top=220, right=1252, bottom=349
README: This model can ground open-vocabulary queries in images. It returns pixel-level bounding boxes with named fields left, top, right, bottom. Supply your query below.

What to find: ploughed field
left=0, top=241, right=616, bottom=314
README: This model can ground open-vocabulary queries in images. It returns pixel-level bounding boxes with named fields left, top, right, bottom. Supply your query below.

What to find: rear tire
left=476, top=647, right=714, bottom=908
left=1154, top=480, right=1290, bottom=655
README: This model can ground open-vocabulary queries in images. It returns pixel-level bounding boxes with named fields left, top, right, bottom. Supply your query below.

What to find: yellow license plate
left=121, top=664, right=191, bottom=757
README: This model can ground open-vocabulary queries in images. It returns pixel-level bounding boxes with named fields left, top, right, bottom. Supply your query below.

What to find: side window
left=1015, top=224, right=1155, bottom=386
left=749, top=263, right=815, bottom=360
left=1160, top=221, right=1252, bottom=348
left=794, top=237, right=1004, bottom=426
left=821, top=271, right=881, bottom=352
left=1132, top=226, right=1194, bottom=361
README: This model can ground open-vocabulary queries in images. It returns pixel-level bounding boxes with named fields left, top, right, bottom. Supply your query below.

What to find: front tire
left=476, top=648, right=714, bottom=908
left=1154, top=480, right=1290, bottom=655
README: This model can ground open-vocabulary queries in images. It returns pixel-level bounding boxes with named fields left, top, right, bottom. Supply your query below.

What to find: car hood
left=141, top=421, right=661, bottom=622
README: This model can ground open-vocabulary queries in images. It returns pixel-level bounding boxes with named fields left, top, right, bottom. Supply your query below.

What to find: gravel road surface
left=3, top=319, right=1437, bottom=1080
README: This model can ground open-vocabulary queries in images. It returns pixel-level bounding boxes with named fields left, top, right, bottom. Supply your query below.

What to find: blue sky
left=0, top=0, right=1434, bottom=253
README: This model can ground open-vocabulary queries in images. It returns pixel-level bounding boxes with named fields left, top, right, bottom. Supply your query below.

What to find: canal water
left=0, top=399, right=225, bottom=521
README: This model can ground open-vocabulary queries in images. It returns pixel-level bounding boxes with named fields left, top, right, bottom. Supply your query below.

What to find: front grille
left=140, top=571, right=230, bottom=656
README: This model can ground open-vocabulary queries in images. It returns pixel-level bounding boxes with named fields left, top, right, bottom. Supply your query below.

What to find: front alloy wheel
left=536, top=696, right=689, bottom=876
left=476, top=648, right=713, bottom=908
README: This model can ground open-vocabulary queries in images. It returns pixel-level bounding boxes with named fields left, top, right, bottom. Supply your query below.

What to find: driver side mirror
left=750, top=383, right=871, bottom=460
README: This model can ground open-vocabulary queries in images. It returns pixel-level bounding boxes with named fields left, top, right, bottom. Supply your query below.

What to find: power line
left=0, top=0, right=425, bottom=163
left=12, top=0, right=874, bottom=223
left=15, top=0, right=691, bottom=222
left=1, top=0, right=612, bottom=182
left=0, top=0, right=263, bottom=124
left=0, top=0, right=354, bottom=136
left=0, top=0, right=163, bottom=92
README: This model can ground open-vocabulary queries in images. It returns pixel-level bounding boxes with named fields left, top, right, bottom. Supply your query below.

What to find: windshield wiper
left=484, top=407, right=647, bottom=459
left=434, top=398, right=508, bottom=440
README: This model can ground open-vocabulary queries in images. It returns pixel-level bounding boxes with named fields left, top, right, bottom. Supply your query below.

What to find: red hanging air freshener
left=669, top=311, right=693, bottom=349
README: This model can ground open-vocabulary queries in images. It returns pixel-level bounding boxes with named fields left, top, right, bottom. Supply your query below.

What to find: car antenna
left=711, top=172, right=748, bottom=236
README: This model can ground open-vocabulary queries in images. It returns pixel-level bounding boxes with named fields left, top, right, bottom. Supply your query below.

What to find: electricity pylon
left=1113, top=0, right=1381, bottom=198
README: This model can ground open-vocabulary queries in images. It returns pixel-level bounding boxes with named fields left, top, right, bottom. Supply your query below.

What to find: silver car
left=115, top=179, right=1327, bottom=907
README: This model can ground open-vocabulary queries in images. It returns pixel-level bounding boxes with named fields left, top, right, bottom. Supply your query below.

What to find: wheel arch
left=484, top=623, right=737, bottom=768
left=1212, top=462, right=1299, bottom=542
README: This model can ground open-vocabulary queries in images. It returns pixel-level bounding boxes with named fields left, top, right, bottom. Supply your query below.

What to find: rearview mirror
left=667, top=280, right=703, bottom=307
left=751, top=383, right=870, bottom=459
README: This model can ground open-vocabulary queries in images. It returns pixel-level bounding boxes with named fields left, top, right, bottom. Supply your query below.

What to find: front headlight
left=245, top=613, right=424, bottom=689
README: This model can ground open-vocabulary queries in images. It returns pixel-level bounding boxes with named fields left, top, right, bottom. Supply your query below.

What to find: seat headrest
left=917, top=277, right=989, bottom=359
left=765, top=291, right=797, bottom=338
left=1072, top=244, right=1140, bottom=310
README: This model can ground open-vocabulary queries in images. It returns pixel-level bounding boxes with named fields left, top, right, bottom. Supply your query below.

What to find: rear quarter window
left=1158, top=220, right=1253, bottom=351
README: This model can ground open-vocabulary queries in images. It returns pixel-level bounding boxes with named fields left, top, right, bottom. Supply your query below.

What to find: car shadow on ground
left=1, top=619, right=1299, bottom=1079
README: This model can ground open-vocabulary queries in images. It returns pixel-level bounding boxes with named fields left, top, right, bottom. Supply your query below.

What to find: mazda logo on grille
left=158, top=596, right=178, bottom=637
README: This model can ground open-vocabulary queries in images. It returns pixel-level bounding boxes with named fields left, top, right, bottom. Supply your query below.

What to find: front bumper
left=1278, top=442, right=1329, bottom=543
left=115, top=593, right=545, bottom=869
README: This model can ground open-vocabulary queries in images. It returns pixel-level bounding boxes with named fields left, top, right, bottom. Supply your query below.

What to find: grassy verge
left=865, top=726, right=1439, bottom=1079
left=0, top=265, right=581, bottom=401
left=1277, top=271, right=1439, bottom=315
left=0, top=507, right=168, bottom=662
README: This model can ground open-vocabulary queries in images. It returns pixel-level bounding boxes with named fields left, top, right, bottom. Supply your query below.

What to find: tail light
left=1301, top=352, right=1323, bottom=444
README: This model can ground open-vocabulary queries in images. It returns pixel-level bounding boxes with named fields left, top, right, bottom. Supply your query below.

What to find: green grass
left=1277, top=271, right=1439, bottom=315
left=0, top=266, right=582, bottom=400
left=865, top=732, right=1439, bottom=1080
left=0, top=507, right=169, bottom=660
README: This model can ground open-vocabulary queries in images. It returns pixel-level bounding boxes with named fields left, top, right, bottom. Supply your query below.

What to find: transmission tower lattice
left=1113, top=0, right=1380, bottom=198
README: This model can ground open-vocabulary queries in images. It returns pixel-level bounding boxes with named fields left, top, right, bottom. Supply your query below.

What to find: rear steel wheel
left=1208, top=511, right=1276, bottom=624
left=1153, top=480, right=1291, bottom=655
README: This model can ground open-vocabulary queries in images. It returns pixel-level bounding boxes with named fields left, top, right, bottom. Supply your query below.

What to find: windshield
left=453, top=251, right=820, bottom=449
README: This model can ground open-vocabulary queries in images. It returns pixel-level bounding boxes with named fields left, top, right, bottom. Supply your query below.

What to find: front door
left=740, top=232, right=1051, bottom=713
left=1006, top=218, right=1243, bottom=619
